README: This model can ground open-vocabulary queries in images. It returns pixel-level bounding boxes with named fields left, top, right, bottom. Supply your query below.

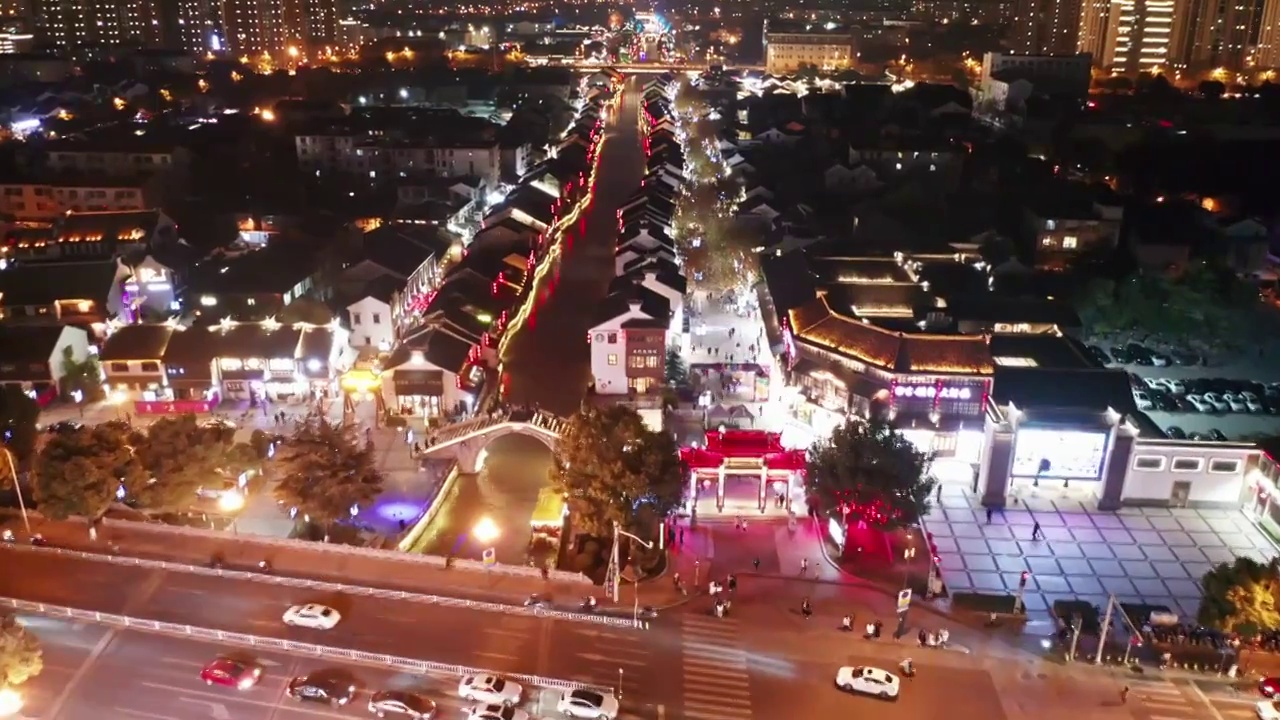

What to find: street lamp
left=218, top=490, right=245, bottom=513
left=0, top=449, right=29, bottom=535
left=611, top=522, right=655, bottom=627
left=0, top=687, right=24, bottom=718
left=472, top=516, right=501, bottom=544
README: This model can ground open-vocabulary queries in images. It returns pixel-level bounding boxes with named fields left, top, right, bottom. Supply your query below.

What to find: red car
left=200, top=657, right=264, bottom=690
left=1260, top=677, right=1280, bottom=698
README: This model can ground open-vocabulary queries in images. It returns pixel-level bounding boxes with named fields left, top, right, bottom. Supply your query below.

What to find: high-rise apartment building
left=221, top=0, right=340, bottom=57
left=1077, top=0, right=1182, bottom=73
left=1179, top=0, right=1265, bottom=70
left=175, top=0, right=221, bottom=54
left=35, top=0, right=153, bottom=49
left=1258, top=0, right=1280, bottom=68
left=1010, top=0, right=1083, bottom=54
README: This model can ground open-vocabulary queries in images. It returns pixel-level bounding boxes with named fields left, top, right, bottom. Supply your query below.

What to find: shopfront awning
left=393, top=369, right=445, bottom=397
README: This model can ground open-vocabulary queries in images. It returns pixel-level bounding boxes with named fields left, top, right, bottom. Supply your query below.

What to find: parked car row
left=1089, top=343, right=1203, bottom=368
left=1131, top=375, right=1280, bottom=416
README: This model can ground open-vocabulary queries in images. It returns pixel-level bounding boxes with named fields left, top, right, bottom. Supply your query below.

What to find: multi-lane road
left=10, top=545, right=1250, bottom=720
left=18, top=617, right=590, bottom=720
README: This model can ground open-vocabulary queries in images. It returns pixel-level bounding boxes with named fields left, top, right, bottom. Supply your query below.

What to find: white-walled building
left=347, top=283, right=397, bottom=352
left=588, top=286, right=671, bottom=396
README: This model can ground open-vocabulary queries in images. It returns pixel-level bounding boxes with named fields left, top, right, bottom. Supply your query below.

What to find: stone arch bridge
left=419, top=410, right=566, bottom=474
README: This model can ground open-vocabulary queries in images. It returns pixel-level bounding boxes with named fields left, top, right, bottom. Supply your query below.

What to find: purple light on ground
left=372, top=498, right=425, bottom=523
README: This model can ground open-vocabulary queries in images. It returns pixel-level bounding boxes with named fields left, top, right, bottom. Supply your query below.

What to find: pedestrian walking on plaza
left=985, top=507, right=994, bottom=524
left=801, top=557, right=809, bottom=575
left=936, top=485, right=942, bottom=503
left=679, top=528, right=685, bottom=544
left=1120, top=686, right=1130, bottom=704
left=753, top=557, right=760, bottom=571
left=1031, top=521, right=1043, bottom=541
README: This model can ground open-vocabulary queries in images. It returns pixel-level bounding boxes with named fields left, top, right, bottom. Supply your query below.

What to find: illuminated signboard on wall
left=893, top=385, right=973, bottom=400
left=1011, top=428, right=1109, bottom=480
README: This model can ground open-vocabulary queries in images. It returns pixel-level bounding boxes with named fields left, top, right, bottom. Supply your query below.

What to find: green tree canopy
left=0, top=385, right=40, bottom=467
left=665, top=348, right=689, bottom=388
left=272, top=417, right=384, bottom=541
left=805, top=417, right=935, bottom=528
left=549, top=406, right=685, bottom=539
left=1199, top=556, right=1280, bottom=634
left=32, top=422, right=146, bottom=520
left=0, top=615, right=42, bottom=687
left=59, top=347, right=104, bottom=402
left=130, top=414, right=257, bottom=512
left=1075, top=262, right=1257, bottom=349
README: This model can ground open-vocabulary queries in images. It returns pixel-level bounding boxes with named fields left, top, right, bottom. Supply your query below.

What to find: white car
left=1163, top=379, right=1186, bottom=395
left=1246, top=397, right=1266, bottom=413
left=1132, top=390, right=1153, bottom=410
left=1142, top=377, right=1162, bottom=390
left=1223, top=393, right=1248, bottom=412
left=462, top=705, right=528, bottom=720
left=557, top=689, right=620, bottom=719
left=457, top=675, right=522, bottom=707
left=1186, top=394, right=1213, bottom=413
left=282, top=603, right=342, bottom=630
left=834, top=666, right=900, bottom=700
left=1257, top=699, right=1280, bottom=720
left=1202, top=393, right=1230, bottom=412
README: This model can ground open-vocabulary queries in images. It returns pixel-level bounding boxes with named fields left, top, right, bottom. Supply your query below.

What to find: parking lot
left=1090, top=342, right=1280, bottom=442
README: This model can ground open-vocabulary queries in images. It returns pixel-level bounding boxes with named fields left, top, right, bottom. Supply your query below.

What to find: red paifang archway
left=680, top=429, right=805, bottom=513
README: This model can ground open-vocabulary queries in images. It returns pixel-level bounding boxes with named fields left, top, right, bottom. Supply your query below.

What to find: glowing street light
left=472, top=516, right=501, bottom=544
left=0, top=687, right=25, bottom=718
left=218, top=490, right=245, bottom=513
left=287, top=46, right=299, bottom=59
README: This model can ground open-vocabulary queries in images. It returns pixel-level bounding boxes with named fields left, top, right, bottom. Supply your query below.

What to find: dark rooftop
left=99, top=324, right=175, bottom=361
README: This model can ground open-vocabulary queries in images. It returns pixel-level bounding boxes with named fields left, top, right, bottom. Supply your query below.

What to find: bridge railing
left=423, top=409, right=567, bottom=451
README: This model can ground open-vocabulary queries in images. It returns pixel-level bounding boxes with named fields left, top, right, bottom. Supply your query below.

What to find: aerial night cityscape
left=4, top=1, right=1280, bottom=720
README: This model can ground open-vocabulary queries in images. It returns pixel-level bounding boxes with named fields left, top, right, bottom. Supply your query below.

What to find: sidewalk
left=2, top=513, right=695, bottom=616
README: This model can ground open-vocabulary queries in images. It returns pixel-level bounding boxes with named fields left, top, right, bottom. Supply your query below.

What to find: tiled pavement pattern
left=925, top=485, right=1278, bottom=626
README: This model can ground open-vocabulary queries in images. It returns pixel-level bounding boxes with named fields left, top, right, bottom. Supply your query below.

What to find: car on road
left=44, top=421, right=82, bottom=435
left=1162, top=379, right=1187, bottom=395
left=1133, top=390, right=1153, bottom=410
left=1257, top=698, right=1280, bottom=720
left=462, top=704, right=529, bottom=720
left=834, top=666, right=900, bottom=700
left=1208, top=428, right=1229, bottom=442
left=1259, top=676, right=1280, bottom=697
left=1165, top=426, right=1187, bottom=439
left=1086, top=345, right=1110, bottom=364
left=286, top=672, right=357, bottom=707
left=199, top=657, right=263, bottom=690
left=282, top=603, right=342, bottom=630
left=1150, top=353, right=1172, bottom=367
left=458, top=675, right=522, bottom=707
left=369, top=690, right=436, bottom=718
left=557, top=689, right=621, bottom=719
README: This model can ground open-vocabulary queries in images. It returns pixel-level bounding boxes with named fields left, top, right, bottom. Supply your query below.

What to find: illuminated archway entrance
left=681, top=429, right=806, bottom=515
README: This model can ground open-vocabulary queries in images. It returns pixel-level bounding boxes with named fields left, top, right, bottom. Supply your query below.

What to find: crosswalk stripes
left=680, top=614, right=753, bottom=720
left=1128, top=678, right=1254, bottom=720
left=1131, top=678, right=1194, bottom=719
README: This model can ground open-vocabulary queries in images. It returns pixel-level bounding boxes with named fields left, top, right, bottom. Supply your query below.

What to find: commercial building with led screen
left=1011, top=428, right=1109, bottom=480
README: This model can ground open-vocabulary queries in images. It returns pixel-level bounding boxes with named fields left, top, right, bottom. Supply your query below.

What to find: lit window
left=608, top=354, right=618, bottom=366
left=1063, top=236, right=1078, bottom=249
left=993, top=356, right=1038, bottom=367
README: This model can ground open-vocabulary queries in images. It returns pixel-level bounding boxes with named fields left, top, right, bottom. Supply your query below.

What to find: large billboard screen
left=1011, top=428, right=1109, bottom=480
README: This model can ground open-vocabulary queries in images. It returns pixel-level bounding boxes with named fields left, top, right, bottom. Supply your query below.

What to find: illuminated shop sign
left=893, top=385, right=973, bottom=400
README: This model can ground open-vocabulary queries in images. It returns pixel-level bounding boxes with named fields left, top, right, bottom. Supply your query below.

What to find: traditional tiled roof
left=99, top=324, right=175, bottom=361
left=788, top=293, right=994, bottom=375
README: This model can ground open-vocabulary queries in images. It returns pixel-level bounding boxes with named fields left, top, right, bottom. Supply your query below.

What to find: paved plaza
left=925, top=484, right=1279, bottom=629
